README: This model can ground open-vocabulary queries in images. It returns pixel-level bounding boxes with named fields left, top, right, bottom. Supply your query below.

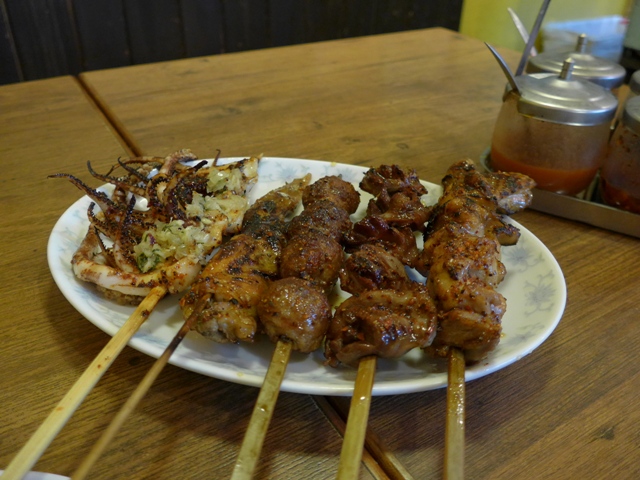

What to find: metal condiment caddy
left=484, top=45, right=639, bottom=237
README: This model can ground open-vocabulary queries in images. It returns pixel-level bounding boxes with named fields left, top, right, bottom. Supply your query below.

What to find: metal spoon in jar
left=507, top=7, right=538, bottom=56
left=485, top=42, right=521, bottom=96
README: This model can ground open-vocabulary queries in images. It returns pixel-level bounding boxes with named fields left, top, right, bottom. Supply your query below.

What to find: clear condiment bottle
left=600, top=95, right=640, bottom=213
left=526, top=34, right=626, bottom=92
left=490, top=59, right=618, bottom=195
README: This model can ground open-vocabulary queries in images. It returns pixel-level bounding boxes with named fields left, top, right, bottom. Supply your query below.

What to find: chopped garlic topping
left=135, top=176, right=251, bottom=273
left=134, top=220, right=211, bottom=273
left=207, top=158, right=259, bottom=195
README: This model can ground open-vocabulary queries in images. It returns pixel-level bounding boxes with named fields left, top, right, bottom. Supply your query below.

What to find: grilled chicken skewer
left=326, top=165, right=436, bottom=366
left=258, top=175, right=360, bottom=348
left=331, top=244, right=438, bottom=480
left=327, top=161, right=534, bottom=479
left=179, top=175, right=311, bottom=343
left=72, top=175, right=311, bottom=480
left=324, top=165, right=437, bottom=479
left=416, top=160, right=535, bottom=362
left=232, top=175, right=360, bottom=480
left=414, top=159, right=535, bottom=480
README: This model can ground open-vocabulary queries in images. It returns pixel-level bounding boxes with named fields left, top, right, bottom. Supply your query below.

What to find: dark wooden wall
left=0, top=0, right=462, bottom=85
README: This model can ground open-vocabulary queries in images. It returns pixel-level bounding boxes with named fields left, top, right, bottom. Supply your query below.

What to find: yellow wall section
left=460, top=0, right=632, bottom=52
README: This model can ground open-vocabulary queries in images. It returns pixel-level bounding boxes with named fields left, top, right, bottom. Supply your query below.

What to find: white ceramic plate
left=48, top=157, right=566, bottom=396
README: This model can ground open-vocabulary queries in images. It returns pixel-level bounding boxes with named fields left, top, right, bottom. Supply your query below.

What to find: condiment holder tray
left=480, top=150, right=640, bottom=239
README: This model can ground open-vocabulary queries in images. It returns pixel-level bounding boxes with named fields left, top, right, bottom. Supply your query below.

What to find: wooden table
left=2, top=27, right=639, bottom=479
left=0, top=77, right=375, bottom=480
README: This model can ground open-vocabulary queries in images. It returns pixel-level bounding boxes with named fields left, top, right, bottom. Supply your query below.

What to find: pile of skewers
left=2, top=150, right=535, bottom=480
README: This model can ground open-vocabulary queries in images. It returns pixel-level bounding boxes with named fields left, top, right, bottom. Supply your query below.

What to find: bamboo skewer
left=444, top=348, right=466, bottom=480
left=1, top=285, right=167, bottom=480
left=72, top=293, right=211, bottom=480
left=319, top=396, right=415, bottom=480
left=335, top=344, right=466, bottom=480
left=231, top=339, right=293, bottom=480
left=336, top=354, right=377, bottom=480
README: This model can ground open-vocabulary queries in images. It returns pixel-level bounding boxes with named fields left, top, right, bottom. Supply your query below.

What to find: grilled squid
left=54, top=150, right=259, bottom=303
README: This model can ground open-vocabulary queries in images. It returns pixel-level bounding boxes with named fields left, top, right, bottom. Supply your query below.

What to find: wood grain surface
left=0, top=77, right=377, bottom=478
left=2, top=27, right=639, bottom=480
left=80, top=28, right=506, bottom=183
left=79, top=27, right=640, bottom=479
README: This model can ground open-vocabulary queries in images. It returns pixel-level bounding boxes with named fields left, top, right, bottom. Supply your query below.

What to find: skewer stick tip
left=444, top=348, right=465, bottom=480
left=0, top=285, right=167, bottom=480
left=336, top=355, right=377, bottom=480
left=231, top=339, right=293, bottom=480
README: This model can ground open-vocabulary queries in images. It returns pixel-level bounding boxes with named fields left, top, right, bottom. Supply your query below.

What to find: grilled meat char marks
left=302, top=175, right=361, bottom=214
left=360, top=164, right=431, bottom=231
left=325, top=286, right=438, bottom=367
left=182, top=159, right=535, bottom=368
left=279, top=234, right=345, bottom=295
left=339, top=243, right=408, bottom=294
left=418, top=159, right=535, bottom=363
left=258, top=175, right=360, bottom=353
left=280, top=176, right=360, bottom=294
left=282, top=198, right=353, bottom=294
left=325, top=165, right=437, bottom=368
left=179, top=175, right=311, bottom=344
left=257, top=277, right=333, bottom=353
left=286, top=199, right=352, bottom=243
left=344, top=164, right=431, bottom=268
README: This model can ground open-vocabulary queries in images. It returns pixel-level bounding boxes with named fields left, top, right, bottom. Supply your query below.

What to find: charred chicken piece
left=422, top=196, right=521, bottom=250
left=325, top=286, right=437, bottom=368
left=280, top=234, right=345, bottom=294
left=359, top=164, right=428, bottom=198
left=325, top=165, right=438, bottom=368
left=180, top=175, right=311, bottom=343
left=286, top=199, right=352, bottom=244
left=423, top=225, right=507, bottom=362
left=280, top=176, right=359, bottom=295
left=441, top=159, right=535, bottom=216
left=344, top=164, right=431, bottom=268
left=345, top=217, right=421, bottom=267
left=339, top=243, right=409, bottom=296
left=181, top=233, right=276, bottom=343
left=361, top=164, right=430, bottom=231
left=364, top=187, right=430, bottom=231
left=257, top=277, right=332, bottom=353
left=302, top=175, right=361, bottom=214
left=422, top=224, right=506, bottom=288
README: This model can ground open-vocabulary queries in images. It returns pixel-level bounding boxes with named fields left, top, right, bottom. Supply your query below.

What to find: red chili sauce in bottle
left=489, top=64, right=617, bottom=196
left=600, top=95, right=640, bottom=214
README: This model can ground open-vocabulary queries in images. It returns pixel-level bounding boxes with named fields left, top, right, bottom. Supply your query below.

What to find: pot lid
left=511, top=60, right=618, bottom=126
left=526, top=34, right=626, bottom=90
